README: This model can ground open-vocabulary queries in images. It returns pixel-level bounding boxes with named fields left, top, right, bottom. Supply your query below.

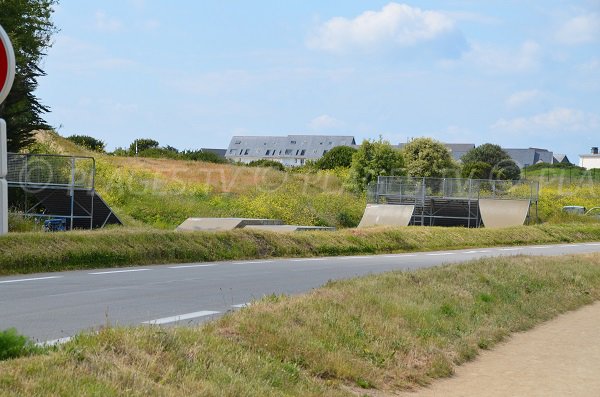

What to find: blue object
left=43, top=218, right=67, bottom=232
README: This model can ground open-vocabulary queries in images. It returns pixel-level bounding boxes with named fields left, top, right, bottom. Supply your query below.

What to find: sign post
left=0, top=24, right=16, bottom=235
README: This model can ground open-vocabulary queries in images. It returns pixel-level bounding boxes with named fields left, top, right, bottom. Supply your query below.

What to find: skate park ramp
left=358, top=204, right=415, bottom=228
left=244, top=225, right=336, bottom=233
left=479, top=199, right=531, bottom=229
left=176, top=218, right=283, bottom=231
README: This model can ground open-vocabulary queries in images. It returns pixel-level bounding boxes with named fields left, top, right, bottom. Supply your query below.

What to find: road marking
left=168, top=264, right=216, bottom=269
left=383, top=254, right=417, bottom=258
left=36, top=336, right=72, bottom=347
left=338, top=256, right=367, bottom=260
left=142, top=310, right=220, bottom=325
left=499, top=248, right=523, bottom=251
left=231, top=261, right=271, bottom=265
left=427, top=252, right=456, bottom=256
left=0, top=276, right=62, bottom=284
left=530, top=246, right=552, bottom=249
left=89, top=269, right=151, bottom=275
left=232, top=302, right=251, bottom=308
left=584, top=243, right=600, bottom=246
left=290, top=258, right=325, bottom=262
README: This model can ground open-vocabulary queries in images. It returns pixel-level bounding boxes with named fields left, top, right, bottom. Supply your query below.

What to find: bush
left=524, top=163, right=584, bottom=172
left=314, top=146, right=357, bottom=170
left=180, top=150, right=227, bottom=164
left=461, top=144, right=520, bottom=180
left=0, top=328, right=37, bottom=361
left=348, top=138, right=404, bottom=192
left=247, top=159, right=285, bottom=171
left=129, top=138, right=159, bottom=155
left=66, top=135, right=106, bottom=152
left=402, top=137, right=456, bottom=178
left=461, top=161, right=493, bottom=179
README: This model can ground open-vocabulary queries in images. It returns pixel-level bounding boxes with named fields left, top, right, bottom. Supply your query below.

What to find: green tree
left=129, top=138, right=159, bottom=155
left=314, top=145, right=357, bottom=170
left=66, top=134, right=106, bottom=152
left=0, top=0, right=58, bottom=151
left=461, top=144, right=521, bottom=180
left=348, top=138, right=404, bottom=192
left=401, top=137, right=456, bottom=178
left=461, top=161, right=492, bottom=179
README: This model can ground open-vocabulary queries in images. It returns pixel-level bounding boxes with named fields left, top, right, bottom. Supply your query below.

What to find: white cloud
left=307, top=3, right=455, bottom=53
left=506, top=90, right=543, bottom=108
left=464, top=40, right=541, bottom=73
left=491, top=108, right=600, bottom=133
left=309, top=115, right=342, bottom=131
left=556, top=13, right=600, bottom=45
left=95, top=11, right=123, bottom=33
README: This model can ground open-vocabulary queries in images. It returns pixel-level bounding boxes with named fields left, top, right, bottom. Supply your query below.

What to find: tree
left=314, top=145, right=357, bottom=170
left=401, top=137, right=456, bottom=178
left=66, top=134, right=106, bottom=152
left=348, top=138, right=404, bottom=192
left=461, top=161, right=492, bottom=179
left=0, top=0, right=58, bottom=151
left=129, top=138, right=159, bottom=155
left=461, top=144, right=521, bottom=180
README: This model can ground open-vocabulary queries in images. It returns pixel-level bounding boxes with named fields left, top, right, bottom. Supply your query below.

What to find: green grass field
left=1, top=223, right=600, bottom=276
left=2, top=253, right=600, bottom=396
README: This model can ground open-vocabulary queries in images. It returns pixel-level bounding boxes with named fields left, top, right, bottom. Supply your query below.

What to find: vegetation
left=0, top=328, right=39, bottom=361
left=348, top=138, right=404, bottom=192
left=128, top=138, right=159, bottom=154
left=314, top=145, right=357, bottom=170
left=66, top=134, right=106, bottom=152
left=461, top=144, right=520, bottom=180
left=0, top=0, right=57, bottom=151
left=247, top=159, right=285, bottom=171
left=1, top=223, right=600, bottom=276
left=2, top=253, right=600, bottom=395
left=401, top=137, right=456, bottom=178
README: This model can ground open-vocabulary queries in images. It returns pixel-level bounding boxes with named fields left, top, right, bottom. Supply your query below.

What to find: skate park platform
left=176, top=218, right=284, bottom=232
left=244, top=225, right=336, bottom=233
left=360, top=177, right=538, bottom=229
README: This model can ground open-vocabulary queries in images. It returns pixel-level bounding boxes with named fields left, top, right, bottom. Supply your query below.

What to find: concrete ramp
left=479, top=199, right=531, bottom=229
left=358, top=204, right=415, bottom=228
left=176, top=218, right=283, bottom=232
left=244, top=225, right=336, bottom=233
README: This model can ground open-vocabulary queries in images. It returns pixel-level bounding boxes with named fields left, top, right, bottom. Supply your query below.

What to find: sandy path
left=402, top=301, right=600, bottom=397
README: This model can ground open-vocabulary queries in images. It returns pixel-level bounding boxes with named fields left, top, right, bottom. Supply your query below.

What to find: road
left=1, top=242, right=600, bottom=344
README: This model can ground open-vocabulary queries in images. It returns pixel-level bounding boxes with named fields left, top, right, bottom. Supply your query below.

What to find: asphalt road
left=2, top=242, right=600, bottom=344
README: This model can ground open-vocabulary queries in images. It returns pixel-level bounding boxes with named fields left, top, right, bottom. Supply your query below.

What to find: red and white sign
left=0, top=24, right=16, bottom=105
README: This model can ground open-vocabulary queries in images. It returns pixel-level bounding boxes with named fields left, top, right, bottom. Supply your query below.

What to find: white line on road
left=530, top=246, right=552, bottom=249
left=89, top=269, right=151, bottom=275
left=231, top=261, right=271, bottom=265
left=382, top=254, right=417, bottom=258
left=499, top=248, right=523, bottom=251
left=232, top=303, right=251, bottom=308
left=585, top=243, right=600, bottom=246
left=427, top=252, right=456, bottom=256
left=168, top=264, right=216, bottom=269
left=290, top=258, right=326, bottom=262
left=142, top=311, right=220, bottom=325
left=0, top=276, right=63, bottom=284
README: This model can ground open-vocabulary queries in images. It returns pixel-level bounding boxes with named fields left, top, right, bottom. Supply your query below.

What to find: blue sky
left=37, top=1, right=600, bottom=161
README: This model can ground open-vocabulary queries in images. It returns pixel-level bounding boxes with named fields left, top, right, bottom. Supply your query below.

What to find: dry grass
left=2, top=254, right=600, bottom=396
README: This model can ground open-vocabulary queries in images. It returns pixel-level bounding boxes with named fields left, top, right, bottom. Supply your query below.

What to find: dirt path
left=402, top=301, right=600, bottom=397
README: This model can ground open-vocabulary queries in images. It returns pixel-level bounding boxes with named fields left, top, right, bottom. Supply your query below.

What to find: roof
left=552, top=154, right=570, bottom=164
left=396, top=142, right=475, bottom=161
left=503, top=148, right=554, bottom=168
left=225, top=135, right=356, bottom=159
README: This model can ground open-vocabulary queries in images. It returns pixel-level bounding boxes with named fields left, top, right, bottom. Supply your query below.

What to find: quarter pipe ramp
left=358, top=204, right=415, bottom=228
left=479, top=199, right=531, bottom=229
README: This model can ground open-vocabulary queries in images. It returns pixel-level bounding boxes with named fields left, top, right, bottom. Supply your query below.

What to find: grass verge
left=1, top=223, right=600, bottom=276
left=2, top=254, right=600, bottom=396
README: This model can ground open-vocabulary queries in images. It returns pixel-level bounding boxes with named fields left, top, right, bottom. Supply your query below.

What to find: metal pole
left=70, top=157, right=75, bottom=230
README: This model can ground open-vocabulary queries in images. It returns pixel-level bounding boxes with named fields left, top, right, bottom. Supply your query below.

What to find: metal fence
left=370, top=176, right=539, bottom=203
left=6, top=153, right=95, bottom=190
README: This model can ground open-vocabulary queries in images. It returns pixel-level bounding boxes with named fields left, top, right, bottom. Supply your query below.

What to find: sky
left=36, top=1, right=600, bottom=162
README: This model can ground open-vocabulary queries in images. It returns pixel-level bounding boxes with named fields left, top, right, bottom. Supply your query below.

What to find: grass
left=1, top=223, right=600, bottom=276
left=2, top=253, right=600, bottom=396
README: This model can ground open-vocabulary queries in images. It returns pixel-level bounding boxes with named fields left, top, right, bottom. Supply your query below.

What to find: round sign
left=0, top=24, right=16, bottom=105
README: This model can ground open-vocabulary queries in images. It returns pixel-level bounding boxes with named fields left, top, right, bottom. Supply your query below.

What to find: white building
left=580, top=147, right=600, bottom=170
left=225, top=135, right=356, bottom=166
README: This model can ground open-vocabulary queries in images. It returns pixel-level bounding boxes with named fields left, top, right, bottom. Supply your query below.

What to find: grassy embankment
left=1, top=223, right=600, bottom=276
left=2, top=253, right=600, bottom=396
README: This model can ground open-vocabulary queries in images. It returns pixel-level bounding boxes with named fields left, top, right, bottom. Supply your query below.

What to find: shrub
left=461, top=144, right=520, bottom=180
left=402, top=137, right=456, bottom=178
left=315, top=146, right=357, bottom=170
left=180, top=150, right=227, bottom=164
left=0, top=328, right=37, bottom=361
left=348, top=138, right=404, bottom=192
left=461, top=161, right=493, bottom=179
left=129, top=138, right=159, bottom=155
left=247, top=159, right=285, bottom=171
left=66, top=135, right=106, bottom=152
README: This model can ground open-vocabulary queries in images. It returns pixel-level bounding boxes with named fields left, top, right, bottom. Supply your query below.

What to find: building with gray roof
left=503, top=148, right=555, bottom=168
left=225, top=135, right=356, bottom=166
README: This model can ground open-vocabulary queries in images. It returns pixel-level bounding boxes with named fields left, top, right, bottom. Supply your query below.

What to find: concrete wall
left=580, top=156, right=600, bottom=170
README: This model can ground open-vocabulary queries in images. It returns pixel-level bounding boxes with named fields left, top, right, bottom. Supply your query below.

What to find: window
left=300, top=150, right=306, bottom=156
left=296, top=150, right=300, bottom=155
left=285, top=149, right=293, bottom=155
left=319, top=142, right=323, bottom=145
left=234, top=140, right=241, bottom=145
left=329, top=142, right=333, bottom=145
left=313, top=150, right=317, bottom=154
left=266, top=150, right=271, bottom=155
left=229, top=149, right=236, bottom=154
left=323, top=150, right=328, bottom=155
left=244, top=149, right=250, bottom=155
left=291, top=140, right=297, bottom=144
left=279, top=150, right=282, bottom=155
